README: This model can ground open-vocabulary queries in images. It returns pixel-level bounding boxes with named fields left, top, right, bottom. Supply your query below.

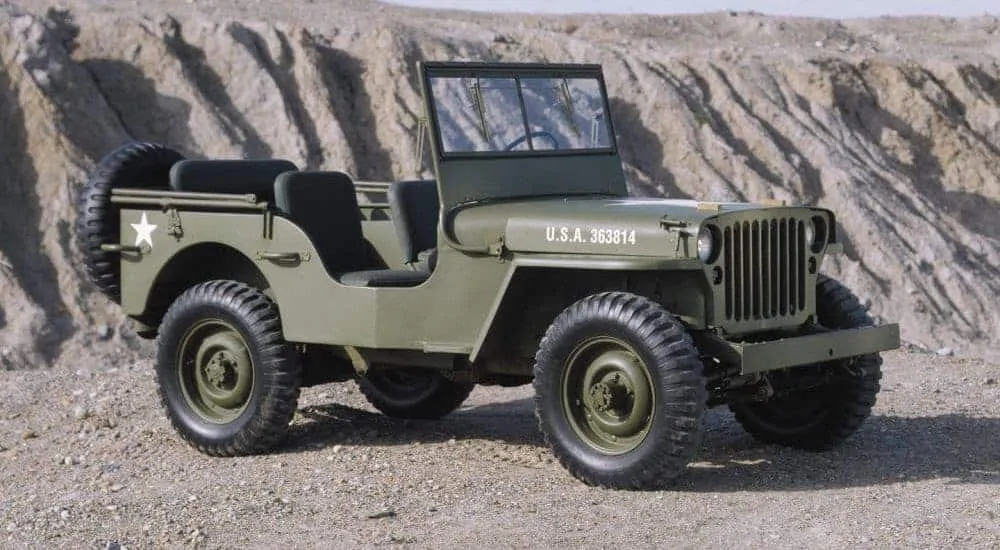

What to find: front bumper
left=707, top=324, right=900, bottom=375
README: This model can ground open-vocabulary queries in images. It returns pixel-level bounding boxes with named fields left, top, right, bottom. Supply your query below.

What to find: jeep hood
left=450, top=197, right=783, bottom=259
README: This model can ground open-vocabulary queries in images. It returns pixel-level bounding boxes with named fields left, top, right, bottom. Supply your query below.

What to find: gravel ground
left=0, top=350, right=998, bottom=548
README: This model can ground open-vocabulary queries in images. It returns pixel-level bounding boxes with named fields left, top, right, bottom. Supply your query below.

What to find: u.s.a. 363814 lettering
left=545, top=226, right=637, bottom=245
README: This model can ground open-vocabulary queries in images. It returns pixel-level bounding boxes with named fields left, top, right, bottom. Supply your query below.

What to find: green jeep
left=76, top=61, right=899, bottom=489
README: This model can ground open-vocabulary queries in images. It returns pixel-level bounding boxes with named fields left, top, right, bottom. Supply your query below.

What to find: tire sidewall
left=157, top=300, right=268, bottom=445
left=535, top=298, right=704, bottom=485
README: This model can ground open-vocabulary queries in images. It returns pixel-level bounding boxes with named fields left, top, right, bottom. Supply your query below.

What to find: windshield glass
left=430, top=75, right=612, bottom=155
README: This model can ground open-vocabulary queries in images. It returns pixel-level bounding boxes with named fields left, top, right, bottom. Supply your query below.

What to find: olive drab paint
left=110, top=61, right=899, bottom=383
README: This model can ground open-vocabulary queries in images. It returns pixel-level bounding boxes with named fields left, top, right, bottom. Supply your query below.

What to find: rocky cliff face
left=1, top=1, right=998, bottom=367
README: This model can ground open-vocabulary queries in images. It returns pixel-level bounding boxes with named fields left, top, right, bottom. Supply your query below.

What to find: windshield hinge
left=488, top=235, right=507, bottom=257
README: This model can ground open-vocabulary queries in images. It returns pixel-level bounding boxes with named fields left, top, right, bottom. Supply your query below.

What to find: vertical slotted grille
left=723, top=218, right=807, bottom=321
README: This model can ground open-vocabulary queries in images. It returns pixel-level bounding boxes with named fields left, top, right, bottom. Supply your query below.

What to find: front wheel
left=156, top=280, right=301, bottom=456
left=729, top=275, right=883, bottom=450
left=533, top=292, right=706, bottom=489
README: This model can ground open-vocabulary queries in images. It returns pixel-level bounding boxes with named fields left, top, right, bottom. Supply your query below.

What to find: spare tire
left=76, top=142, right=185, bottom=303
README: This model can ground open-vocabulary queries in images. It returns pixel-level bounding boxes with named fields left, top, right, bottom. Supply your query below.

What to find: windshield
left=429, top=75, right=613, bottom=155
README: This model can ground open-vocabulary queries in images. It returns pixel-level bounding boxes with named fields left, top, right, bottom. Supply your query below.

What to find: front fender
left=469, top=254, right=705, bottom=361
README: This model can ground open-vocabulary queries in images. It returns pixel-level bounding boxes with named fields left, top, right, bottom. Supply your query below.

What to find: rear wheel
left=533, top=292, right=706, bottom=489
left=729, top=275, right=882, bottom=450
left=156, top=280, right=301, bottom=456
left=357, top=367, right=474, bottom=419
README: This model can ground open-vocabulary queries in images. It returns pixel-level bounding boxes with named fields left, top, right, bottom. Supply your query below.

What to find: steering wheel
left=503, top=130, right=560, bottom=152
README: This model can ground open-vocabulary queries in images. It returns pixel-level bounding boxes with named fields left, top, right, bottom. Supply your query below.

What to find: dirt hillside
left=1, top=0, right=999, bottom=367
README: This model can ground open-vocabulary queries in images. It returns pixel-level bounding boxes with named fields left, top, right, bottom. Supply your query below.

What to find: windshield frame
left=421, top=62, right=619, bottom=161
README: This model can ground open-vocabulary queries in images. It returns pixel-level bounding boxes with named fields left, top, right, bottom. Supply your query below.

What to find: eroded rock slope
left=1, top=1, right=998, bottom=366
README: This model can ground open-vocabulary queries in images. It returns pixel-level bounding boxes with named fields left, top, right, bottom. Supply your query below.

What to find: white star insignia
left=131, top=212, right=157, bottom=248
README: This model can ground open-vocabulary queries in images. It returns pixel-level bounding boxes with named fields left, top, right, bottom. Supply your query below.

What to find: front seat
left=273, top=172, right=430, bottom=288
left=388, top=180, right=440, bottom=272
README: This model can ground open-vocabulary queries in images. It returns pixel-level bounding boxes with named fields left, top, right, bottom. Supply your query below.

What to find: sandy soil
left=0, top=350, right=997, bottom=548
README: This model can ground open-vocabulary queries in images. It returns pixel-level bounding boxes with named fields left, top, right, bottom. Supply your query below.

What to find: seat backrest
left=169, top=159, right=298, bottom=203
left=274, top=171, right=367, bottom=274
left=388, top=180, right=440, bottom=265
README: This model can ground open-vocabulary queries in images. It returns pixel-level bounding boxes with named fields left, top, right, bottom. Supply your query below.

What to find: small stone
left=316, top=392, right=330, bottom=400
left=73, top=406, right=90, bottom=421
left=21, top=430, right=38, bottom=440
left=332, top=445, right=343, bottom=454
left=59, top=509, right=69, bottom=520
left=96, top=324, right=113, bottom=341
left=366, top=509, right=396, bottom=520
left=446, top=438, right=457, bottom=446
left=936, top=347, right=954, bottom=357
left=110, top=484, right=123, bottom=493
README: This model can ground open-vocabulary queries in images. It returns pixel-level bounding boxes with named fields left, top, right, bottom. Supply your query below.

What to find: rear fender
left=118, top=208, right=317, bottom=331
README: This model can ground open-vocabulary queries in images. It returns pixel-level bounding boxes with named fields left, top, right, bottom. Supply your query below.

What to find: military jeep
left=76, top=61, right=899, bottom=489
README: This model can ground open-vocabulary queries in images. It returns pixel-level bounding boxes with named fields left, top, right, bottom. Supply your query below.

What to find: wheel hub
left=204, top=351, right=238, bottom=390
left=587, top=377, right=630, bottom=414
left=181, top=324, right=255, bottom=421
left=562, top=339, right=656, bottom=455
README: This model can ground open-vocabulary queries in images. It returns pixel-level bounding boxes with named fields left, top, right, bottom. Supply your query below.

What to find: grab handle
left=257, top=251, right=302, bottom=262
left=100, top=243, right=142, bottom=253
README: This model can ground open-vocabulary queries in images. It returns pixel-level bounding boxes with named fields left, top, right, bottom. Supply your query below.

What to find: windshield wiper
left=467, top=79, right=491, bottom=143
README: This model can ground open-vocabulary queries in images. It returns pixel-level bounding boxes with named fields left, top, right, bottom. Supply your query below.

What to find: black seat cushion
left=274, top=171, right=367, bottom=275
left=170, top=159, right=298, bottom=203
left=337, top=269, right=430, bottom=288
left=388, top=180, right=439, bottom=267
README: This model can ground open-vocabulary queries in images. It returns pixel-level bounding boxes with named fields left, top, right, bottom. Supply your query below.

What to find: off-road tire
left=77, top=142, right=185, bottom=303
left=156, top=280, right=301, bottom=456
left=729, top=275, right=883, bottom=450
left=357, top=368, right=475, bottom=419
left=533, top=292, right=706, bottom=489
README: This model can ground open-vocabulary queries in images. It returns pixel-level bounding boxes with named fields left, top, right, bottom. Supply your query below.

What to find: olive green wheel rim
left=561, top=337, right=655, bottom=455
left=177, top=319, right=254, bottom=424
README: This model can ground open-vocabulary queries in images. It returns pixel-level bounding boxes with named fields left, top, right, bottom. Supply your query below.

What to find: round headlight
left=697, top=226, right=716, bottom=263
left=804, top=219, right=816, bottom=247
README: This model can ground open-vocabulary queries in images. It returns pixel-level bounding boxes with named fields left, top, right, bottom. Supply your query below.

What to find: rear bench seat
left=169, top=159, right=299, bottom=202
